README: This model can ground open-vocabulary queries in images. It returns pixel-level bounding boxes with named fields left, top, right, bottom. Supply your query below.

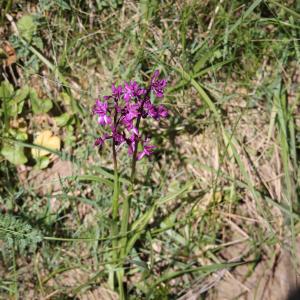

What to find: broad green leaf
left=29, top=89, right=53, bottom=113
left=15, top=85, right=29, bottom=103
left=0, top=81, right=14, bottom=100
left=32, top=36, right=44, bottom=50
left=1, top=144, right=27, bottom=165
left=54, top=113, right=72, bottom=127
left=35, top=156, right=50, bottom=169
left=7, top=100, right=18, bottom=117
left=9, top=128, right=28, bottom=141
left=59, top=92, right=71, bottom=105
left=17, top=15, right=37, bottom=42
left=7, top=89, right=28, bottom=117
left=12, top=85, right=30, bottom=116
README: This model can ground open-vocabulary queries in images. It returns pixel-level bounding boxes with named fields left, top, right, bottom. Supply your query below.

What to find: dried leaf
left=32, top=130, right=60, bottom=159
left=2, top=41, right=17, bottom=66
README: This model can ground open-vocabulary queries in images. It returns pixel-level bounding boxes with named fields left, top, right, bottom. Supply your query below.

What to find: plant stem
left=117, top=87, right=150, bottom=299
left=117, top=114, right=142, bottom=300
left=112, top=140, right=119, bottom=222
left=120, top=116, right=141, bottom=248
left=111, top=140, right=123, bottom=295
left=130, top=117, right=141, bottom=183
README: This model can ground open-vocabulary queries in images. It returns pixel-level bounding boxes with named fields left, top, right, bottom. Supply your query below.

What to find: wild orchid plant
left=92, top=70, right=168, bottom=298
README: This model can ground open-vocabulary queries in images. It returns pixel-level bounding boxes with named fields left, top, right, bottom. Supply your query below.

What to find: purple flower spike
left=92, top=70, right=168, bottom=158
left=150, top=70, right=167, bottom=98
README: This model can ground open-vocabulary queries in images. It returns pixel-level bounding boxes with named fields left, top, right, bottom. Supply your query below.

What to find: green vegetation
left=0, top=0, right=299, bottom=299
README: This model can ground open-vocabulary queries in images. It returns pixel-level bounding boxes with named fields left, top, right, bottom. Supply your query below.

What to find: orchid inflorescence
left=93, top=70, right=168, bottom=160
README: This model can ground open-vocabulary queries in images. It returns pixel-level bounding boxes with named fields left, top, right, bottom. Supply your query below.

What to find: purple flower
left=98, top=115, right=112, bottom=126
left=111, top=127, right=125, bottom=145
left=156, top=105, right=168, bottom=119
left=150, top=70, right=167, bottom=98
left=137, top=139, right=156, bottom=160
left=95, top=137, right=105, bottom=147
left=131, top=126, right=139, bottom=135
left=121, top=103, right=139, bottom=130
left=127, top=134, right=138, bottom=155
left=103, top=84, right=123, bottom=101
left=143, top=100, right=156, bottom=118
left=93, top=100, right=112, bottom=125
left=112, top=84, right=123, bottom=99
left=126, top=103, right=139, bottom=119
left=94, top=134, right=109, bottom=148
left=124, top=81, right=146, bottom=102
left=143, top=100, right=168, bottom=120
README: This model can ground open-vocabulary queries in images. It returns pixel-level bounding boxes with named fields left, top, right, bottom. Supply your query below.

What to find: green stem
left=112, top=140, right=119, bottom=224
left=116, top=116, right=141, bottom=300
left=120, top=117, right=141, bottom=251
left=116, top=84, right=150, bottom=298
left=111, top=139, right=121, bottom=289
left=111, top=140, right=126, bottom=299
left=0, top=0, right=13, bottom=25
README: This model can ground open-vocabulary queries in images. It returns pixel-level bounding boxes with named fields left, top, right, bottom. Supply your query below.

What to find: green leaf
left=32, top=36, right=44, bottom=50
left=54, top=113, right=72, bottom=127
left=126, top=206, right=155, bottom=256
left=4, top=85, right=29, bottom=117
left=65, top=125, right=76, bottom=146
left=0, top=80, right=14, bottom=99
left=17, top=15, right=37, bottom=43
left=7, top=100, right=18, bottom=117
left=35, top=156, right=50, bottom=169
left=14, top=85, right=30, bottom=115
left=53, top=0, right=71, bottom=10
left=8, top=128, right=28, bottom=141
left=156, top=181, right=194, bottom=206
left=15, top=85, right=29, bottom=103
left=59, top=92, right=71, bottom=106
left=29, top=88, right=53, bottom=113
left=1, top=143, right=27, bottom=165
